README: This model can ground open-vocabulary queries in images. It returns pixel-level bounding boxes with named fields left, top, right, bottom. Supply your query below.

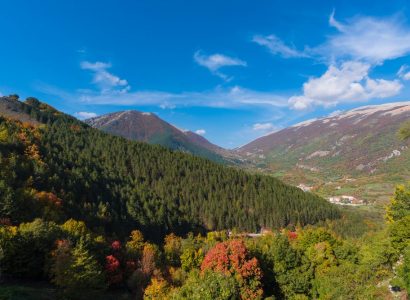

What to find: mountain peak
left=85, top=110, right=236, bottom=163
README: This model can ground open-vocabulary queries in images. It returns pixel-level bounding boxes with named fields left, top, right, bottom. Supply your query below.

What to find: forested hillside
left=0, top=96, right=339, bottom=238
left=0, top=95, right=409, bottom=299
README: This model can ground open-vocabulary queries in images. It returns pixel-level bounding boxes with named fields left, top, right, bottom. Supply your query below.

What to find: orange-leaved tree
left=201, top=239, right=263, bottom=299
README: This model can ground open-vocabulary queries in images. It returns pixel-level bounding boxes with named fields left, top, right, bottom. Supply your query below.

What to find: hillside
left=0, top=95, right=340, bottom=237
left=85, top=111, right=237, bottom=163
left=1, top=96, right=407, bottom=300
left=239, top=102, right=410, bottom=203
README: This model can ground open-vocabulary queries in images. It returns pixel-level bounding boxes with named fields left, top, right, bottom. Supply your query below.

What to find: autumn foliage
left=105, top=254, right=123, bottom=285
left=201, top=239, right=263, bottom=299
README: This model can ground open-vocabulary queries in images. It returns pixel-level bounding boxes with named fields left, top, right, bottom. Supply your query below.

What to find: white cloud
left=38, top=78, right=288, bottom=109
left=195, top=129, right=206, bottom=135
left=74, top=111, right=98, bottom=120
left=194, top=51, right=247, bottom=81
left=252, top=35, right=308, bottom=58
left=81, top=61, right=130, bottom=93
left=328, top=10, right=346, bottom=32
left=397, top=64, right=410, bottom=80
left=320, top=13, right=410, bottom=63
left=159, top=103, right=176, bottom=109
left=252, top=122, right=275, bottom=131
left=284, top=13, right=410, bottom=110
left=289, top=61, right=402, bottom=110
left=54, top=85, right=286, bottom=109
left=255, top=13, right=410, bottom=64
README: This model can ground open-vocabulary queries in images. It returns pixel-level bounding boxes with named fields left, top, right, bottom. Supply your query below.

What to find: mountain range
left=85, top=110, right=238, bottom=163
left=83, top=102, right=410, bottom=203
left=3, top=95, right=408, bottom=203
left=238, top=102, right=410, bottom=203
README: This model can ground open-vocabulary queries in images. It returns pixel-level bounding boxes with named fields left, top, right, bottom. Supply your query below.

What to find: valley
left=78, top=101, right=410, bottom=207
left=3, top=2, right=410, bottom=298
left=238, top=102, right=410, bottom=204
left=0, top=95, right=408, bottom=299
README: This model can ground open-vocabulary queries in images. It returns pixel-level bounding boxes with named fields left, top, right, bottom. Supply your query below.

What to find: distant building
left=297, top=184, right=313, bottom=192
left=328, top=195, right=365, bottom=205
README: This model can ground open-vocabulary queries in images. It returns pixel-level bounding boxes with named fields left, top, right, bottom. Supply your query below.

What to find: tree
left=35, top=191, right=63, bottom=221
left=201, top=239, right=263, bottom=299
left=144, top=277, right=170, bottom=300
left=0, top=125, right=8, bottom=143
left=386, top=184, right=410, bottom=223
left=8, top=94, right=19, bottom=101
left=398, top=121, right=410, bottom=140
left=180, top=246, right=203, bottom=272
left=25, top=97, right=41, bottom=108
left=313, top=261, right=384, bottom=299
left=61, top=219, right=91, bottom=240
left=164, top=233, right=182, bottom=266
left=126, top=230, right=145, bottom=258
left=105, top=254, right=122, bottom=285
left=2, top=219, right=61, bottom=278
left=127, top=243, right=160, bottom=299
left=50, top=239, right=72, bottom=287
left=390, top=215, right=410, bottom=252
left=50, top=239, right=106, bottom=298
left=400, top=246, right=410, bottom=295
left=171, top=270, right=240, bottom=300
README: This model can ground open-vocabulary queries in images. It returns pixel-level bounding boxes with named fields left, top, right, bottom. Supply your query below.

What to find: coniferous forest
left=0, top=96, right=409, bottom=299
left=0, top=96, right=339, bottom=236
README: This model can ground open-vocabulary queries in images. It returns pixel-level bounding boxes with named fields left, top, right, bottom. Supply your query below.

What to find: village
left=327, top=195, right=366, bottom=206
left=297, top=184, right=366, bottom=206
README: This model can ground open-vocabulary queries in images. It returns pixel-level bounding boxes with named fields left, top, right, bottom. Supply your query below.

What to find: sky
left=2, top=0, right=410, bottom=148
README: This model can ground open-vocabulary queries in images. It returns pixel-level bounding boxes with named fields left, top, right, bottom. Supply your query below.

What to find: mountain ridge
left=85, top=110, right=238, bottom=163
left=238, top=101, right=410, bottom=202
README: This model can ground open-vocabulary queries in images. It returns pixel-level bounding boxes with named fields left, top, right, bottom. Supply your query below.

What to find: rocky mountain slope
left=85, top=110, right=237, bottom=163
left=239, top=102, right=410, bottom=203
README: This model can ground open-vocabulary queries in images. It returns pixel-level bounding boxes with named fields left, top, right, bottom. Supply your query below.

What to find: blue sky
left=2, top=0, right=410, bottom=148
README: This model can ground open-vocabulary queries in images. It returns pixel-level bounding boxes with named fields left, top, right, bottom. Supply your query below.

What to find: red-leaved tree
left=105, top=254, right=122, bottom=284
left=201, top=239, right=263, bottom=299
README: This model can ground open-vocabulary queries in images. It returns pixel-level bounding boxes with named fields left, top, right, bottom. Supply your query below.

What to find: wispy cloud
left=37, top=59, right=287, bottom=110
left=289, top=61, right=402, bottom=110
left=81, top=61, right=130, bottom=93
left=252, top=122, right=276, bottom=132
left=253, top=12, right=410, bottom=110
left=195, top=129, right=206, bottom=135
left=39, top=83, right=287, bottom=109
left=256, top=12, right=410, bottom=64
left=397, top=64, right=410, bottom=80
left=74, top=111, right=98, bottom=119
left=78, top=86, right=287, bottom=108
left=252, top=35, right=308, bottom=58
left=320, top=13, right=410, bottom=63
left=194, top=51, right=247, bottom=81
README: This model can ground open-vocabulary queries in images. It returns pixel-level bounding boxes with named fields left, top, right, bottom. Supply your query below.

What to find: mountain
left=0, top=95, right=339, bottom=236
left=85, top=111, right=236, bottom=163
left=239, top=102, right=410, bottom=203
